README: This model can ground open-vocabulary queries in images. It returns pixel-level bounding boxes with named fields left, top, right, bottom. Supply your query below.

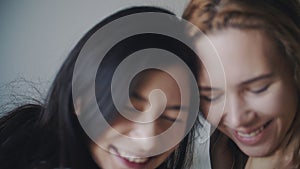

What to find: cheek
left=252, top=94, right=283, bottom=117
left=200, top=101, right=209, bottom=116
left=93, top=119, right=127, bottom=149
left=200, top=101, right=225, bottom=127
left=89, top=143, right=109, bottom=168
left=250, top=85, right=297, bottom=119
left=160, top=146, right=177, bottom=161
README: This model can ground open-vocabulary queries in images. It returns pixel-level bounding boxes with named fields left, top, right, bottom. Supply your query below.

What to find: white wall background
left=0, top=0, right=191, bottom=109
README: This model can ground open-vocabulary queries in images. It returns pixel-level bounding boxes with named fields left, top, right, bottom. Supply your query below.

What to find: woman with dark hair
left=0, top=6, right=201, bottom=169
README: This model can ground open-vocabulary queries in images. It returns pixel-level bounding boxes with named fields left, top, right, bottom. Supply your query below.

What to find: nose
left=128, top=120, right=157, bottom=138
left=222, top=93, right=255, bottom=128
left=125, top=98, right=166, bottom=153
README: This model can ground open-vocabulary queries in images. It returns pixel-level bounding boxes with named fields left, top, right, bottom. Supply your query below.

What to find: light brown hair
left=183, top=0, right=300, bottom=89
left=183, top=0, right=300, bottom=168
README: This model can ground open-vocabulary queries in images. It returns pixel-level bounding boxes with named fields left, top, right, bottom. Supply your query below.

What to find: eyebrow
left=130, top=91, right=189, bottom=111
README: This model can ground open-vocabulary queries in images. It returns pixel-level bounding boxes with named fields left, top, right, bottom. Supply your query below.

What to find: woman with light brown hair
left=183, top=0, right=300, bottom=168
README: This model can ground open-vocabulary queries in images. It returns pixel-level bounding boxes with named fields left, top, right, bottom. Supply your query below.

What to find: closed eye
left=200, top=94, right=223, bottom=102
left=160, top=114, right=184, bottom=123
left=199, top=86, right=223, bottom=102
left=160, top=115, right=177, bottom=122
left=249, top=84, right=270, bottom=94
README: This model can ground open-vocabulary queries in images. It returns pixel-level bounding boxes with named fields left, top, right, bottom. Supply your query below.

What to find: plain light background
left=0, top=1, right=212, bottom=168
left=0, top=0, right=191, bottom=107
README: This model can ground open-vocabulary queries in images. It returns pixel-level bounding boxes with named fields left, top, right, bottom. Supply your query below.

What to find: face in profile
left=90, top=68, right=191, bottom=169
left=198, top=28, right=298, bottom=157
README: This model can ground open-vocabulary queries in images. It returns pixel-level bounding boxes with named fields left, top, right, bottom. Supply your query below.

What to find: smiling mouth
left=236, top=120, right=272, bottom=138
left=118, top=151, right=149, bottom=163
left=237, top=126, right=264, bottom=138
left=109, top=146, right=150, bottom=164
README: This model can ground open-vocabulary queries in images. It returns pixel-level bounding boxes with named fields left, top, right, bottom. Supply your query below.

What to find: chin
left=238, top=144, right=276, bottom=157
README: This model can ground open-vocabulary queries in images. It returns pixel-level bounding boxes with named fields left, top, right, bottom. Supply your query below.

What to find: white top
left=190, top=118, right=212, bottom=169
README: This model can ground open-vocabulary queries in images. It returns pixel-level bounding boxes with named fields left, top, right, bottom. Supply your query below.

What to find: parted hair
left=183, top=0, right=300, bottom=90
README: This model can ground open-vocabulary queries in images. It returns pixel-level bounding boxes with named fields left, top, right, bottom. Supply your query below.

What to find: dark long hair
left=0, top=6, right=200, bottom=169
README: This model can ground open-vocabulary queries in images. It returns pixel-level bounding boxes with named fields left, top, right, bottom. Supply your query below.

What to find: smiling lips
left=109, top=145, right=150, bottom=168
left=118, top=150, right=149, bottom=164
left=234, top=120, right=272, bottom=145
left=237, top=125, right=265, bottom=138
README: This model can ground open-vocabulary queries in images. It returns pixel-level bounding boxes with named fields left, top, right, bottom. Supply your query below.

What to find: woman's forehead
left=197, top=28, right=286, bottom=86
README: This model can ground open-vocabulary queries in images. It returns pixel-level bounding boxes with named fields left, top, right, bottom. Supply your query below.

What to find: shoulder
left=0, top=104, right=56, bottom=169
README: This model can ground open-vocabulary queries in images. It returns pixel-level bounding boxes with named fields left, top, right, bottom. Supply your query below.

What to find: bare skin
left=197, top=28, right=299, bottom=169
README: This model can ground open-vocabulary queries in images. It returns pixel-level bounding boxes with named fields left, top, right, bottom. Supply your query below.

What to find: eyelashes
left=160, top=115, right=177, bottom=122
left=249, top=84, right=271, bottom=94
left=121, top=104, right=182, bottom=123
left=200, top=84, right=271, bottom=103
left=200, top=94, right=223, bottom=102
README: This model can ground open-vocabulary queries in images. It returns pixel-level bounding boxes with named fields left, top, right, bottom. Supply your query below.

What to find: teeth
left=118, top=151, right=149, bottom=163
left=237, top=126, right=264, bottom=138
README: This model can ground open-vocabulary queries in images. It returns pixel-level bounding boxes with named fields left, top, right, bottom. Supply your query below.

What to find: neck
left=245, top=154, right=279, bottom=169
